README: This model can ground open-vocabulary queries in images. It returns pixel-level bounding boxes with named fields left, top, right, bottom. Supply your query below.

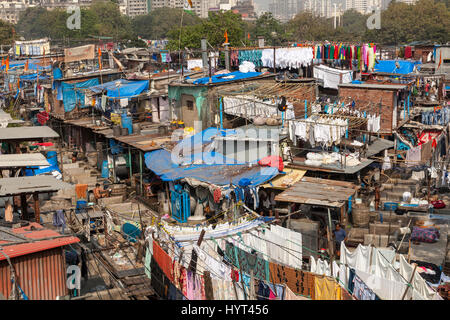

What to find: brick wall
left=292, top=85, right=317, bottom=118
left=414, top=47, right=433, bottom=62
left=339, top=87, right=396, bottom=133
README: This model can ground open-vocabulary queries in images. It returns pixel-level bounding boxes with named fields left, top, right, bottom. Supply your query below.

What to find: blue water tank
left=121, top=112, right=133, bottom=134
left=101, top=160, right=109, bottom=178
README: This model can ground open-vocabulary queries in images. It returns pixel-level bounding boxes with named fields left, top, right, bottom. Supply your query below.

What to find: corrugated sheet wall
left=0, top=247, right=68, bottom=300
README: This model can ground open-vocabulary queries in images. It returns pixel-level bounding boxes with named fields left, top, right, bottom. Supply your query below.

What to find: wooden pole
left=128, top=146, right=132, bottom=181
left=401, top=265, right=417, bottom=300
left=273, top=47, right=276, bottom=74
left=33, top=192, right=40, bottom=224
left=20, top=194, right=27, bottom=220
left=396, top=218, right=412, bottom=253
left=139, top=151, right=143, bottom=195
left=59, top=137, right=64, bottom=180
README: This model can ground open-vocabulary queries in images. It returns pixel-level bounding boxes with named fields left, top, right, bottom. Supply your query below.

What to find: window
left=186, top=100, right=194, bottom=111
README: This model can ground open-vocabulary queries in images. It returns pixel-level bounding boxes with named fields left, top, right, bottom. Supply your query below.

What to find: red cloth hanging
left=404, top=46, right=412, bottom=59
left=153, top=241, right=174, bottom=282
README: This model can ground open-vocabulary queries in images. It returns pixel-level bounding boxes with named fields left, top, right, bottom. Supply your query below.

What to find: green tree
left=366, top=0, right=450, bottom=44
left=167, top=11, right=250, bottom=50
left=287, top=12, right=332, bottom=41
left=16, top=3, right=134, bottom=41
left=0, top=21, right=15, bottom=45
left=251, top=12, right=285, bottom=45
left=132, top=7, right=201, bottom=40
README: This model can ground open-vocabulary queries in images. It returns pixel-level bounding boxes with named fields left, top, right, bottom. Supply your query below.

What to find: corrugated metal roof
left=274, top=176, right=358, bottom=207
left=338, top=83, right=408, bottom=90
left=0, top=176, right=73, bottom=196
left=0, top=222, right=79, bottom=261
left=0, top=126, right=59, bottom=140
left=0, top=153, right=50, bottom=168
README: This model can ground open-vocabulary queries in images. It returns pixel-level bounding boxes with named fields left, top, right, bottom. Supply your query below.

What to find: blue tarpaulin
left=0, top=60, right=50, bottom=71
left=374, top=60, right=422, bottom=74
left=62, top=78, right=99, bottom=112
left=144, top=149, right=279, bottom=186
left=53, top=67, right=63, bottom=80
left=144, top=127, right=279, bottom=186
left=192, top=71, right=262, bottom=85
left=20, top=73, right=48, bottom=81
left=88, top=79, right=149, bottom=98
left=176, top=127, right=236, bottom=152
left=24, top=151, right=60, bottom=176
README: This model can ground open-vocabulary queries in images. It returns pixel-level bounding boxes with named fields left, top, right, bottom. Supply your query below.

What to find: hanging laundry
left=225, top=241, right=270, bottom=282
left=314, top=275, right=342, bottom=300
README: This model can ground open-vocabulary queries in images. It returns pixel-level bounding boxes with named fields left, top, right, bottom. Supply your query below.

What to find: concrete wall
left=435, top=47, right=450, bottom=74
left=339, top=87, right=396, bottom=133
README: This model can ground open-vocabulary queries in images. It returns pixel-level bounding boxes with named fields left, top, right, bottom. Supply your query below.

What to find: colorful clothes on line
left=269, top=262, right=315, bottom=298
left=186, top=270, right=206, bottom=300
left=225, top=241, right=270, bottom=282
left=153, top=241, right=174, bottom=282
left=150, top=256, right=169, bottom=299
left=284, top=284, right=310, bottom=300
left=203, top=271, right=215, bottom=300
left=168, top=283, right=186, bottom=300
left=314, top=275, right=342, bottom=300
left=352, top=274, right=377, bottom=300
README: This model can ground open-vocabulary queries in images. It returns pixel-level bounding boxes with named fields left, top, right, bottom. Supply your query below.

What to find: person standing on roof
left=333, top=223, right=347, bottom=258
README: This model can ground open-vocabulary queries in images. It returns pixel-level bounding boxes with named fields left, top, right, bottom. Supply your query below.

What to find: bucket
left=121, top=113, right=133, bottom=134
left=121, top=127, right=129, bottom=136
left=113, top=125, right=121, bottom=137
left=132, top=123, right=141, bottom=135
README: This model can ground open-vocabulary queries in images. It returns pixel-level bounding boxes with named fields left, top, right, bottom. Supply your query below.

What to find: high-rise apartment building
left=345, top=0, right=381, bottom=14
left=268, top=0, right=301, bottom=22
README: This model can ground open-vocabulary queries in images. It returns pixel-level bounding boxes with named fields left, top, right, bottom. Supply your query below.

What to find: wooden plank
left=116, top=267, right=145, bottom=279
left=301, top=176, right=358, bottom=189
left=122, top=276, right=150, bottom=286
left=126, top=288, right=155, bottom=296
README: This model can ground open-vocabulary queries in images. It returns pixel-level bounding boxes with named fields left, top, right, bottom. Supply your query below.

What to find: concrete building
left=0, top=0, right=36, bottom=24
left=304, top=0, right=339, bottom=18
left=127, top=0, right=147, bottom=16
left=268, top=0, right=301, bottom=22
left=344, top=0, right=381, bottom=14
left=149, top=0, right=212, bottom=18
left=231, top=0, right=256, bottom=20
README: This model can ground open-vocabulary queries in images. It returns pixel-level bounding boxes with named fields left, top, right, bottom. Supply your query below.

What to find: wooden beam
left=33, top=192, right=40, bottom=223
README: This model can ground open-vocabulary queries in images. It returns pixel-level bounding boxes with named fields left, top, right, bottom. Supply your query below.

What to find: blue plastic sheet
left=88, top=79, right=149, bottom=98
left=0, top=60, right=50, bottom=71
left=193, top=71, right=262, bottom=85
left=144, top=149, right=278, bottom=186
left=24, top=151, right=60, bottom=176
left=62, top=78, right=99, bottom=112
left=20, top=73, right=48, bottom=81
left=176, top=127, right=236, bottom=152
left=53, top=67, right=63, bottom=80
left=374, top=60, right=421, bottom=74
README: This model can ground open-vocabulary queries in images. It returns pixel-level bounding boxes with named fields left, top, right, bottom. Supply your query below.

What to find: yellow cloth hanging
left=313, top=275, right=341, bottom=300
